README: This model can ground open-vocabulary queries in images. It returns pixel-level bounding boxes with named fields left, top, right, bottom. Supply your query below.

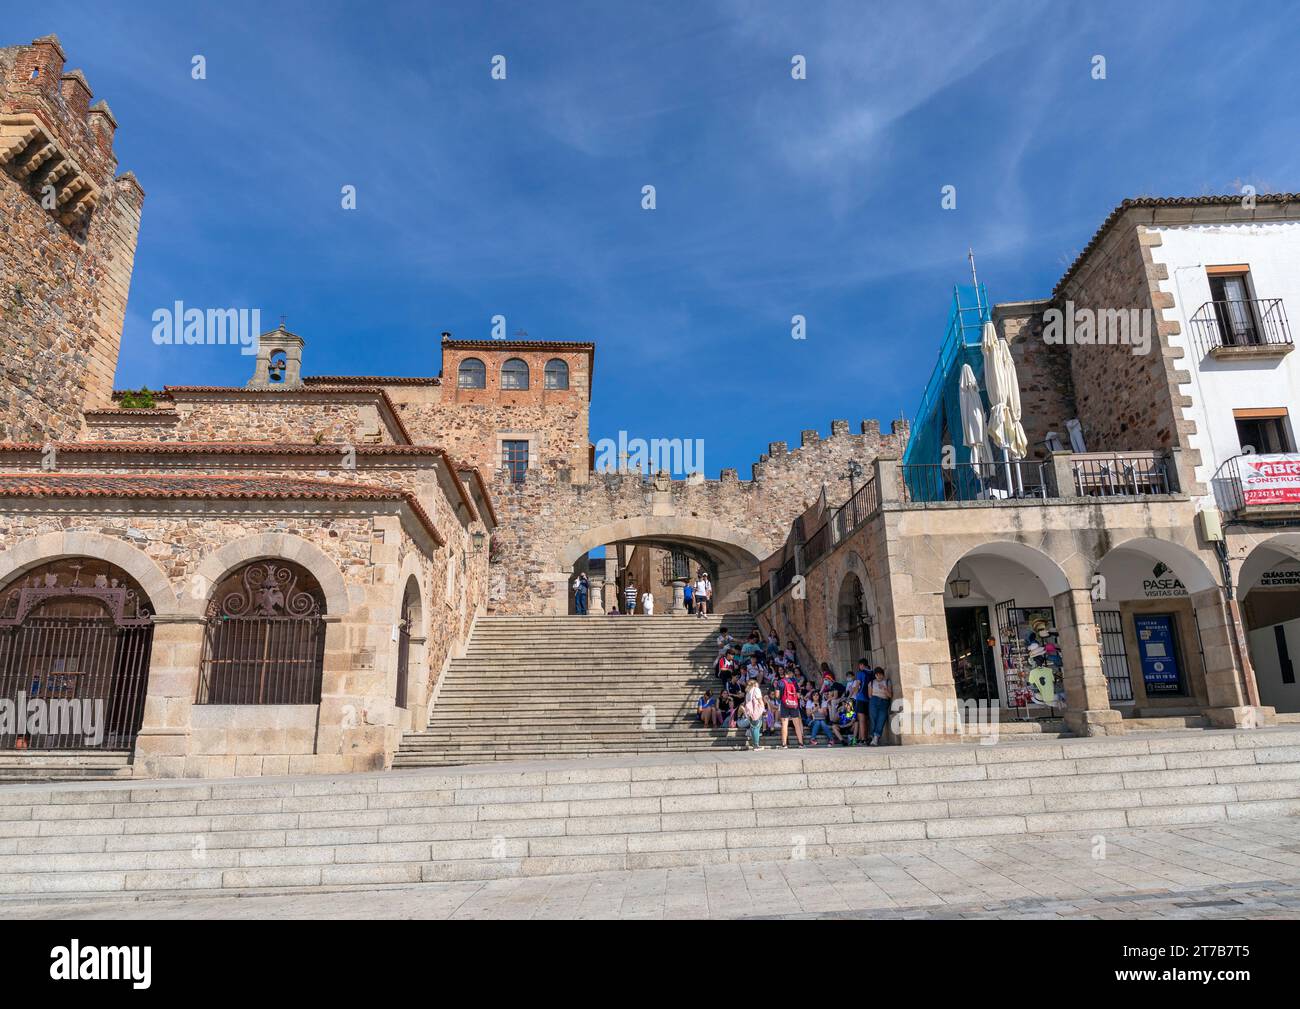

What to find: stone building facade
left=1, top=35, right=144, bottom=443
left=756, top=196, right=1300, bottom=739
left=0, top=34, right=903, bottom=777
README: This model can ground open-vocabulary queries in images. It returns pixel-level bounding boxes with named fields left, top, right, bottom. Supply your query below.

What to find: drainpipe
left=1214, top=537, right=1260, bottom=707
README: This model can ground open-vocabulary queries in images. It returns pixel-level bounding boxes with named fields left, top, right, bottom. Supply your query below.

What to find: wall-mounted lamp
left=472, top=530, right=486, bottom=552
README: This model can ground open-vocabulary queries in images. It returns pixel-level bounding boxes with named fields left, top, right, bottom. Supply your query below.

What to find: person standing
left=573, top=572, right=588, bottom=615
left=683, top=581, right=694, bottom=614
left=853, top=659, right=871, bottom=745
left=777, top=668, right=804, bottom=748
left=641, top=588, right=655, bottom=616
left=741, top=677, right=765, bottom=751
left=868, top=667, right=893, bottom=746
left=624, top=579, right=638, bottom=615
left=693, top=572, right=709, bottom=617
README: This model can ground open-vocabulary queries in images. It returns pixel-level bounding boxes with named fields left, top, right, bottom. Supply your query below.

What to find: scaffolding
left=901, top=281, right=991, bottom=498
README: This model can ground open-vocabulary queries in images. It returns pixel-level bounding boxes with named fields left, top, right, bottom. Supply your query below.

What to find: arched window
left=0, top=558, right=154, bottom=751
left=198, top=561, right=326, bottom=705
left=395, top=579, right=421, bottom=709
left=544, top=358, right=569, bottom=390
left=501, top=358, right=530, bottom=390
left=457, top=357, right=486, bottom=389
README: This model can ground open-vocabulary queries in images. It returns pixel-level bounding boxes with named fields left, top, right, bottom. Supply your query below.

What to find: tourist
left=683, top=581, right=694, bottom=614
left=766, top=632, right=780, bottom=657
left=716, top=626, right=734, bottom=652
left=698, top=690, right=718, bottom=728
left=836, top=693, right=857, bottom=744
left=777, top=667, right=804, bottom=748
left=809, top=692, right=836, bottom=746
left=641, top=588, right=655, bottom=616
left=624, top=580, right=638, bottom=614
left=818, top=662, right=836, bottom=691
left=694, top=572, right=710, bottom=617
left=868, top=667, right=893, bottom=746
left=573, top=572, right=588, bottom=615
left=853, top=660, right=871, bottom=744
left=741, top=677, right=765, bottom=751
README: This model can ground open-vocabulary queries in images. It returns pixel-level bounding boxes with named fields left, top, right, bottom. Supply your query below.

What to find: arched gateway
left=0, top=558, right=155, bottom=751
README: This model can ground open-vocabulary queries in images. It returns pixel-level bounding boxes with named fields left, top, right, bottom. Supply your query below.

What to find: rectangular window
left=1234, top=408, right=1294, bottom=454
left=502, top=440, right=529, bottom=483
left=1208, top=270, right=1260, bottom=346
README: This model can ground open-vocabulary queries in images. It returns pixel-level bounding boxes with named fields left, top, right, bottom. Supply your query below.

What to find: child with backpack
left=777, top=669, right=804, bottom=748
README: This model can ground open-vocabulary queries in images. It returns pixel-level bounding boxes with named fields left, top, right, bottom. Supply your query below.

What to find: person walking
left=640, top=588, right=655, bottom=616
left=573, top=572, right=588, bottom=615
left=868, top=667, right=893, bottom=746
left=695, top=572, right=710, bottom=617
left=683, top=581, right=694, bottom=614
left=624, top=579, right=638, bottom=615
left=777, top=667, right=804, bottom=748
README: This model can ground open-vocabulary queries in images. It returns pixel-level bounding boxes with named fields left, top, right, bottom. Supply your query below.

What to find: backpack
left=780, top=678, right=798, bottom=708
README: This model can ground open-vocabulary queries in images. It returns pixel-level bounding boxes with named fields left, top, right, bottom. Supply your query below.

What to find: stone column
left=588, top=577, right=605, bottom=616
left=1047, top=451, right=1075, bottom=498
left=1052, top=587, right=1123, bottom=736
left=670, top=579, right=687, bottom=614
left=132, top=614, right=206, bottom=779
left=1192, top=586, right=1274, bottom=728
left=603, top=579, right=619, bottom=614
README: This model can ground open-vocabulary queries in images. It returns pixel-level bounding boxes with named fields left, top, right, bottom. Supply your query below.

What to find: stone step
left=2, top=728, right=1299, bottom=895
left=1123, top=716, right=1213, bottom=731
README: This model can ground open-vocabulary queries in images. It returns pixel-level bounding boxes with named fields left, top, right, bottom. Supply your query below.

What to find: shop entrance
left=944, top=606, right=998, bottom=703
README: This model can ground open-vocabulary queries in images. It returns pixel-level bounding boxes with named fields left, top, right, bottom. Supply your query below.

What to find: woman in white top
left=695, top=574, right=710, bottom=617
left=640, top=590, right=655, bottom=616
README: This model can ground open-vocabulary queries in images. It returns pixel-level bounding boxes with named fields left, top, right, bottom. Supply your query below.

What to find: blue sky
left=11, top=1, right=1299, bottom=475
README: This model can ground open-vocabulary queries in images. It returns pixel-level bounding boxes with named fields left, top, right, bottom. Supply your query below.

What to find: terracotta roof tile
left=1054, top=193, right=1300, bottom=296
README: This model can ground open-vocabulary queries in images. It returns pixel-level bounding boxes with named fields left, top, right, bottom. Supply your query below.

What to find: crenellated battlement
left=748, top=416, right=909, bottom=481
left=0, top=34, right=144, bottom=443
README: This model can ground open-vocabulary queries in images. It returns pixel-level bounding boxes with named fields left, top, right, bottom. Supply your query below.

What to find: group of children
left=697, top=629, right=894, bottom=749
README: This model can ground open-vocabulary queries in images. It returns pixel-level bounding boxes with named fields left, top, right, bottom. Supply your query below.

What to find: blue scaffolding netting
left=901, top=283, right=991, bottom=501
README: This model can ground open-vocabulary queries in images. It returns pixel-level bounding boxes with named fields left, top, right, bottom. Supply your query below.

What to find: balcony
left=900, top=451, right=1177, bottom=505
left=1189, top=298, right=1292, bottom=360
left=1212, top=453, right=1300, bottom=520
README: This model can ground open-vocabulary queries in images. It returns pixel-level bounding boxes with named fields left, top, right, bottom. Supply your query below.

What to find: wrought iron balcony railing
left=1189, top=298, right=1291, bottom=357
left=1212, top=452, right=1300, bottom=518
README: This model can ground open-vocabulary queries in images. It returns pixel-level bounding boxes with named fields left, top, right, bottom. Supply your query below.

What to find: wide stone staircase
left=2, top=727, right=1299, bottom=897
left=395, top=613, right=760, bottom=767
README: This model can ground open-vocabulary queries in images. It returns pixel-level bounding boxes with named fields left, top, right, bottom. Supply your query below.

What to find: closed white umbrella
left=997, top=338, right=1029, bottom=461
left=980, top=321, right=1022, bottom=494
left=959, top=364, right=992, bottom=476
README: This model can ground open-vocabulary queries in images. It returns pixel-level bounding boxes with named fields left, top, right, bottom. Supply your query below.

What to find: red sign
left=1240, top=454, right=1300, bottom=505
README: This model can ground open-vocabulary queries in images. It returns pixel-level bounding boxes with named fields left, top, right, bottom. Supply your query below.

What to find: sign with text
left=1134, top=614, right=1182, bottom=695
left=1240, top=454, right=1300, bottom=506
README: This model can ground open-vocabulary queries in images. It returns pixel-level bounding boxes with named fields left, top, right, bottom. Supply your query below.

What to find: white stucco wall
left=1150, top=219, right=1300, bottom=509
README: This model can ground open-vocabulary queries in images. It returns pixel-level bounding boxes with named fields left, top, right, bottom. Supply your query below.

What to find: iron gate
left=0, top=562, right=154, bottom=750
left=1094, top=609, right=1135, bottom=702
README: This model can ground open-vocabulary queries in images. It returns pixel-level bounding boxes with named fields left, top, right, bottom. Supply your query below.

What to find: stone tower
left=0, top=34, right=145, bottom=442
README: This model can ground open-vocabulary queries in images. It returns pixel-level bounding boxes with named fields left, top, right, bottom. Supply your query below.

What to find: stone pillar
left=603, top=579, right=619, bottom=614
left=588, top=577, right=605, bottom=616
left=1047, top=451, right=1075, bottom=498
left=887, top=574, right=960, bottom=744
left=1192, top=586, right=1274, bottom=728
left=670, top=579, right=687, bottom=615
left=132, top=615, right=206, bottom=778
left=1052, top=587, right=1123, bottom=736
left=873, top=456, right=901, bottom=504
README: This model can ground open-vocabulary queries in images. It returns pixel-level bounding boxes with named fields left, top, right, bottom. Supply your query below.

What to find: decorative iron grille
left=0, top=559, right=154, bottom=750
left=197, top=562, right=326, bottom=705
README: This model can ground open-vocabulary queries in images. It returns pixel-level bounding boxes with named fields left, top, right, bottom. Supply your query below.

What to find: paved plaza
left=6, top=817, right=1299, bottom=920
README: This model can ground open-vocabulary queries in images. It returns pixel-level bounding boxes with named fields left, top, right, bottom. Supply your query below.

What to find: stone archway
left=553, top=516, right=768, bottom=615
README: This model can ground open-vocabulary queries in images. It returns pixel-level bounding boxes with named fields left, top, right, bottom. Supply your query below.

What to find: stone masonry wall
left=0, top=37, right=144, bottom=443
left=995, top=301, right=1077, bottom=461
left=486, top=419, right=908, bottom=614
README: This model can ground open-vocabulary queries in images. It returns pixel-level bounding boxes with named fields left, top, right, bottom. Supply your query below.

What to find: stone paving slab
left=5, top=816, right=1299, bottom=920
